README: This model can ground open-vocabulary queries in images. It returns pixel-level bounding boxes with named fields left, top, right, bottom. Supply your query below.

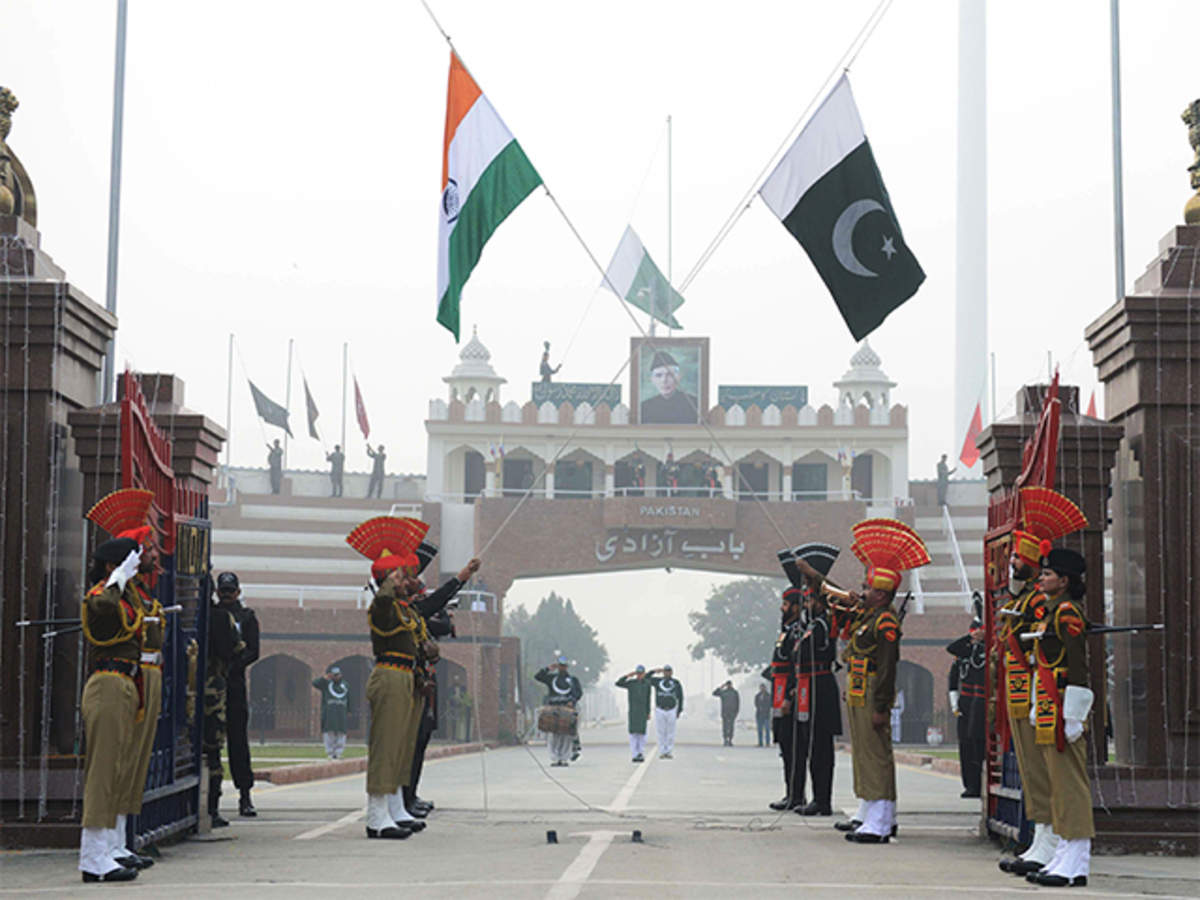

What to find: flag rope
left=678, top=0, right=894, bottom=293
left=232, top=336, right=274, bottom=450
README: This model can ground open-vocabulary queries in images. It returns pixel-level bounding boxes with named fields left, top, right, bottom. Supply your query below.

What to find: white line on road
left=294, top=808, right=362, bottom=841
left=544, top=746, right=656, bottom=899
left=545, top=831, right=621, bottom=900
left=606, top=745, right=656, bottom=813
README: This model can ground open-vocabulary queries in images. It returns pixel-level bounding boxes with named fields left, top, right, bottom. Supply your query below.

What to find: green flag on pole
left=759, top=75, right=924, bottom=340
left=602, top=226, right=684, bottom=329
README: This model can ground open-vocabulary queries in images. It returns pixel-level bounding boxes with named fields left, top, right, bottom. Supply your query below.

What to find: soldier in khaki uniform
left=82, top=488, right=159, bottom=874
left=997, top=487, right=1088, bottom=877
left=347, top=516, right=478, bottom=839
left=1025, top=547, right=1095, bottom=888
left=833, top=518, right=929, bottom=844
left=77, top=537, right=144, bottom=883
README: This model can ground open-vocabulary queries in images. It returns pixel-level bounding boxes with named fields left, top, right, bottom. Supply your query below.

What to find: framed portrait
left=630, top=337, right=709, bottom=425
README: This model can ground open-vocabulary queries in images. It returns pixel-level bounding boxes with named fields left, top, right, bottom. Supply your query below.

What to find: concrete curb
left=836, top=741, right=962, bottom=776
left=255, top=742, right=500, bottom=785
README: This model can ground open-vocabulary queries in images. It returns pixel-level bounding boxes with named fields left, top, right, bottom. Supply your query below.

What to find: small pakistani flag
left=759, top=75, right=924, bottom=340
left=303, top=377, right=320, bottom=441
left=602, top=226, right=684, bottom=329
left=248, top=380, right=293, bottom=437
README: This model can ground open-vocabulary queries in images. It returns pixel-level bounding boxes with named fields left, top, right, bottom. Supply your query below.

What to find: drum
left=537, top=705, right=577, bottom=735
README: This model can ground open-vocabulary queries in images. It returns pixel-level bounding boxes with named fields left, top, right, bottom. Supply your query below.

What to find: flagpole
left=1109, top=0, right=1126, bottom=304
left=101, top=0, right=129, bottom=404
left=667, top=113, right=673, bottom=339
left=341, top=343, right=348, bottom=451
left=225, top=333, right=234, bottom=479
left=284, top=338, right=294, bottom=468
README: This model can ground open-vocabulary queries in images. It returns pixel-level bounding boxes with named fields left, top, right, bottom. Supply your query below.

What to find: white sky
left=7, top=0, right=1196, bottom=485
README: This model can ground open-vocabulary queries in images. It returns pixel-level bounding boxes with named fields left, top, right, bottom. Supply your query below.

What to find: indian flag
left=437, top=53, right=542, bottom=340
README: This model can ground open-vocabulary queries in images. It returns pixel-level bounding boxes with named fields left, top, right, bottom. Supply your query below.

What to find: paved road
left=2, top=718, right=1195, bottom=898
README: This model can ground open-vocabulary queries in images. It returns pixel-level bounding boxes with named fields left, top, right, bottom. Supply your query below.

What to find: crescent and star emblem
left=832, top=198, right=899, bottom=277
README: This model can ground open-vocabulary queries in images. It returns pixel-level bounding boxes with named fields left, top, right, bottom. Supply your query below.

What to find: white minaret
left=955, top=0, right=988, bottom=468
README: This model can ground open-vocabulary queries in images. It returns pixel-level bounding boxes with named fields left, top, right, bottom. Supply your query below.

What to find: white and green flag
left=602, top=226, right=684, bottom=329
left=759, top=75, right=924, bottom=340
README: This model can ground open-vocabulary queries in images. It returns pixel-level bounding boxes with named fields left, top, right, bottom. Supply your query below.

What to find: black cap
left=649, top=350, right=678, bottom=370
left=93, top=537, right=138, bottom=564
left=415, top=540, right=439, bottom=576
left=217, top=571, right=240, bottom=591
left=1041, top=547, right=1085, bottom=578
left=794, top=542, right=841, bottom=576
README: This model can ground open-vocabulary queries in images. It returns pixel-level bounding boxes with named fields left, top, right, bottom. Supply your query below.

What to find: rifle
left=1021, top=623, right=1164, bottom=642
left=897, top=591, right=912, bottom=623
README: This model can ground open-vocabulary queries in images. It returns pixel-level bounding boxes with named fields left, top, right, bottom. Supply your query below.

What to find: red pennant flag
left=1086, top=390, right=1097, bottom=418
left=354, top=377, right=370, bottom=440
left=959, top=401, right=983, bottom=467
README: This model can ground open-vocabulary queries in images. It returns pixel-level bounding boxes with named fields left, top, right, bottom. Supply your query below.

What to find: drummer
left=534, top=656, right=582, bottom=767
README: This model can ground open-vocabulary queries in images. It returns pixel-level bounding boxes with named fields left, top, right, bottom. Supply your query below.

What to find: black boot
left=239, top=788, right=257, bottom=817
left=209, top=772, right=229, bottom=828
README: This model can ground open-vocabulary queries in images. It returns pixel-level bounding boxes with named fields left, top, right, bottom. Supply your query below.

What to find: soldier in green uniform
left=615, top=665, right=652, bottom=762
left=77, top=538, right=143, bottom=883
left=204, top=572, right=245, bottom=828
left=312, top=666, right=350, bottom=759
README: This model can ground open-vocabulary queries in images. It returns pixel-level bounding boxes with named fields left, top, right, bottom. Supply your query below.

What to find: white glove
left=949, top=691, right=960, bottom=715
left=1064, top=718, right=1084, bottom=743
left=106, top=548, right=142, bottom=591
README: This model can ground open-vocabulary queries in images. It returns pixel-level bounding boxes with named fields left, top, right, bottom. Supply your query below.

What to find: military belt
left=94, top=658, right=138, bottom=679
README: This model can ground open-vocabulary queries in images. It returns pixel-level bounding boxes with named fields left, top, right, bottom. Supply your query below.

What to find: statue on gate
left=0, top=87, right=37, bottom=226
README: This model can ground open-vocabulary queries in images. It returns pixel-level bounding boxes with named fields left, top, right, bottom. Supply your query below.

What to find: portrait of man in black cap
left=639, top=348, right=699, bottom=424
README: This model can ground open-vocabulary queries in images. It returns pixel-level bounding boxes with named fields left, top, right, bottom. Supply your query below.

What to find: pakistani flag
left=602, top=226, right=684, bottom=329
left=759, top=75, right=924, bottom=340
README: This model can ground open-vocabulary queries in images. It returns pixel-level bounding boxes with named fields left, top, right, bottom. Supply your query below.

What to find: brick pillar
left=1086, top=223, right=1200, bottom=817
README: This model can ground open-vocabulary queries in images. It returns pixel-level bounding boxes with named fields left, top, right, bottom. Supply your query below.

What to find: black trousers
left=957, top=711, right=985, bottom=795
left=773, top=717, right=805, bottom=805
left=226, top=676, right=254, bottom=792
left=721, top=715, right=736, bottom=743
left=795, top=719, right=835, bottom=810
left=405, top=709, right=436, bottom=804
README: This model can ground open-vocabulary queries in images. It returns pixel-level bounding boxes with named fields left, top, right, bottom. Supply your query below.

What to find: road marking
left=294, top=808, right=362, bottom=841
left=545, top=830, right=621, bottom=900
left=544, top=746, right=656, bottom=899
left=606, top=745, right=656, bottom=812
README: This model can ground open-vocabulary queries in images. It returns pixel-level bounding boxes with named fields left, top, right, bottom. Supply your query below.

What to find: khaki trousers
left=1041, top=735, right=1095, bottom=839
left=1009, top=713, right=1051, bottom=823
left=119, top=665, right=162, bottom=814
left=81, top=672, right=137, bottom=828
left=366, top=665, right=420, bottom=796
left=847, top=674, right=896, bottom=802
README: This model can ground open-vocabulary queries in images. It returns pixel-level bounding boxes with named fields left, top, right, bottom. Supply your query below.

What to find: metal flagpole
left=1109, top=0, right=1126, bottom=304
left=101, top=0, right=129, bottom=404
left=667, top=114, right=673, bottom=339
left=284, top=338, right=293, bottom=467
left=341, top=342, right=348, bottom=450
left=225, top=333, right=234, bottom=478
left=990, top=351, right=997, bottom=424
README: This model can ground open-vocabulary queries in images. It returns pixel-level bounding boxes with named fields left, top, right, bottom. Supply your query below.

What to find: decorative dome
left=447, top=325, right=503, bottom=381
left=850, top=341, right=881, bottom=369
left=443, top=325, right=505, bottom=403
left=833, top=339, right=896, bottom=409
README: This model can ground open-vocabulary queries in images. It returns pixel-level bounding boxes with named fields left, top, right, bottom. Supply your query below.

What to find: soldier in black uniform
left=404, top=539, right=451, bottom=817
left=779, top=542, right=843, bottom=816
left=947, top=604, right=986, bottom=798
left=216, top=573, right=260, bottom=817
left=205, top=577, right=245, bottom=828
left=763, top=584, right=804, bottom=811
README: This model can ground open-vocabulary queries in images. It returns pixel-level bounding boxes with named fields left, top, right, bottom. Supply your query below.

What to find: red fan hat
left=346, top=516, right=430, bottom=579
left=851, top=518, right=931, bottom=593
left=87, top=489, right=155, bottom=546
left=1013, top=487, right=1088, bottom=569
